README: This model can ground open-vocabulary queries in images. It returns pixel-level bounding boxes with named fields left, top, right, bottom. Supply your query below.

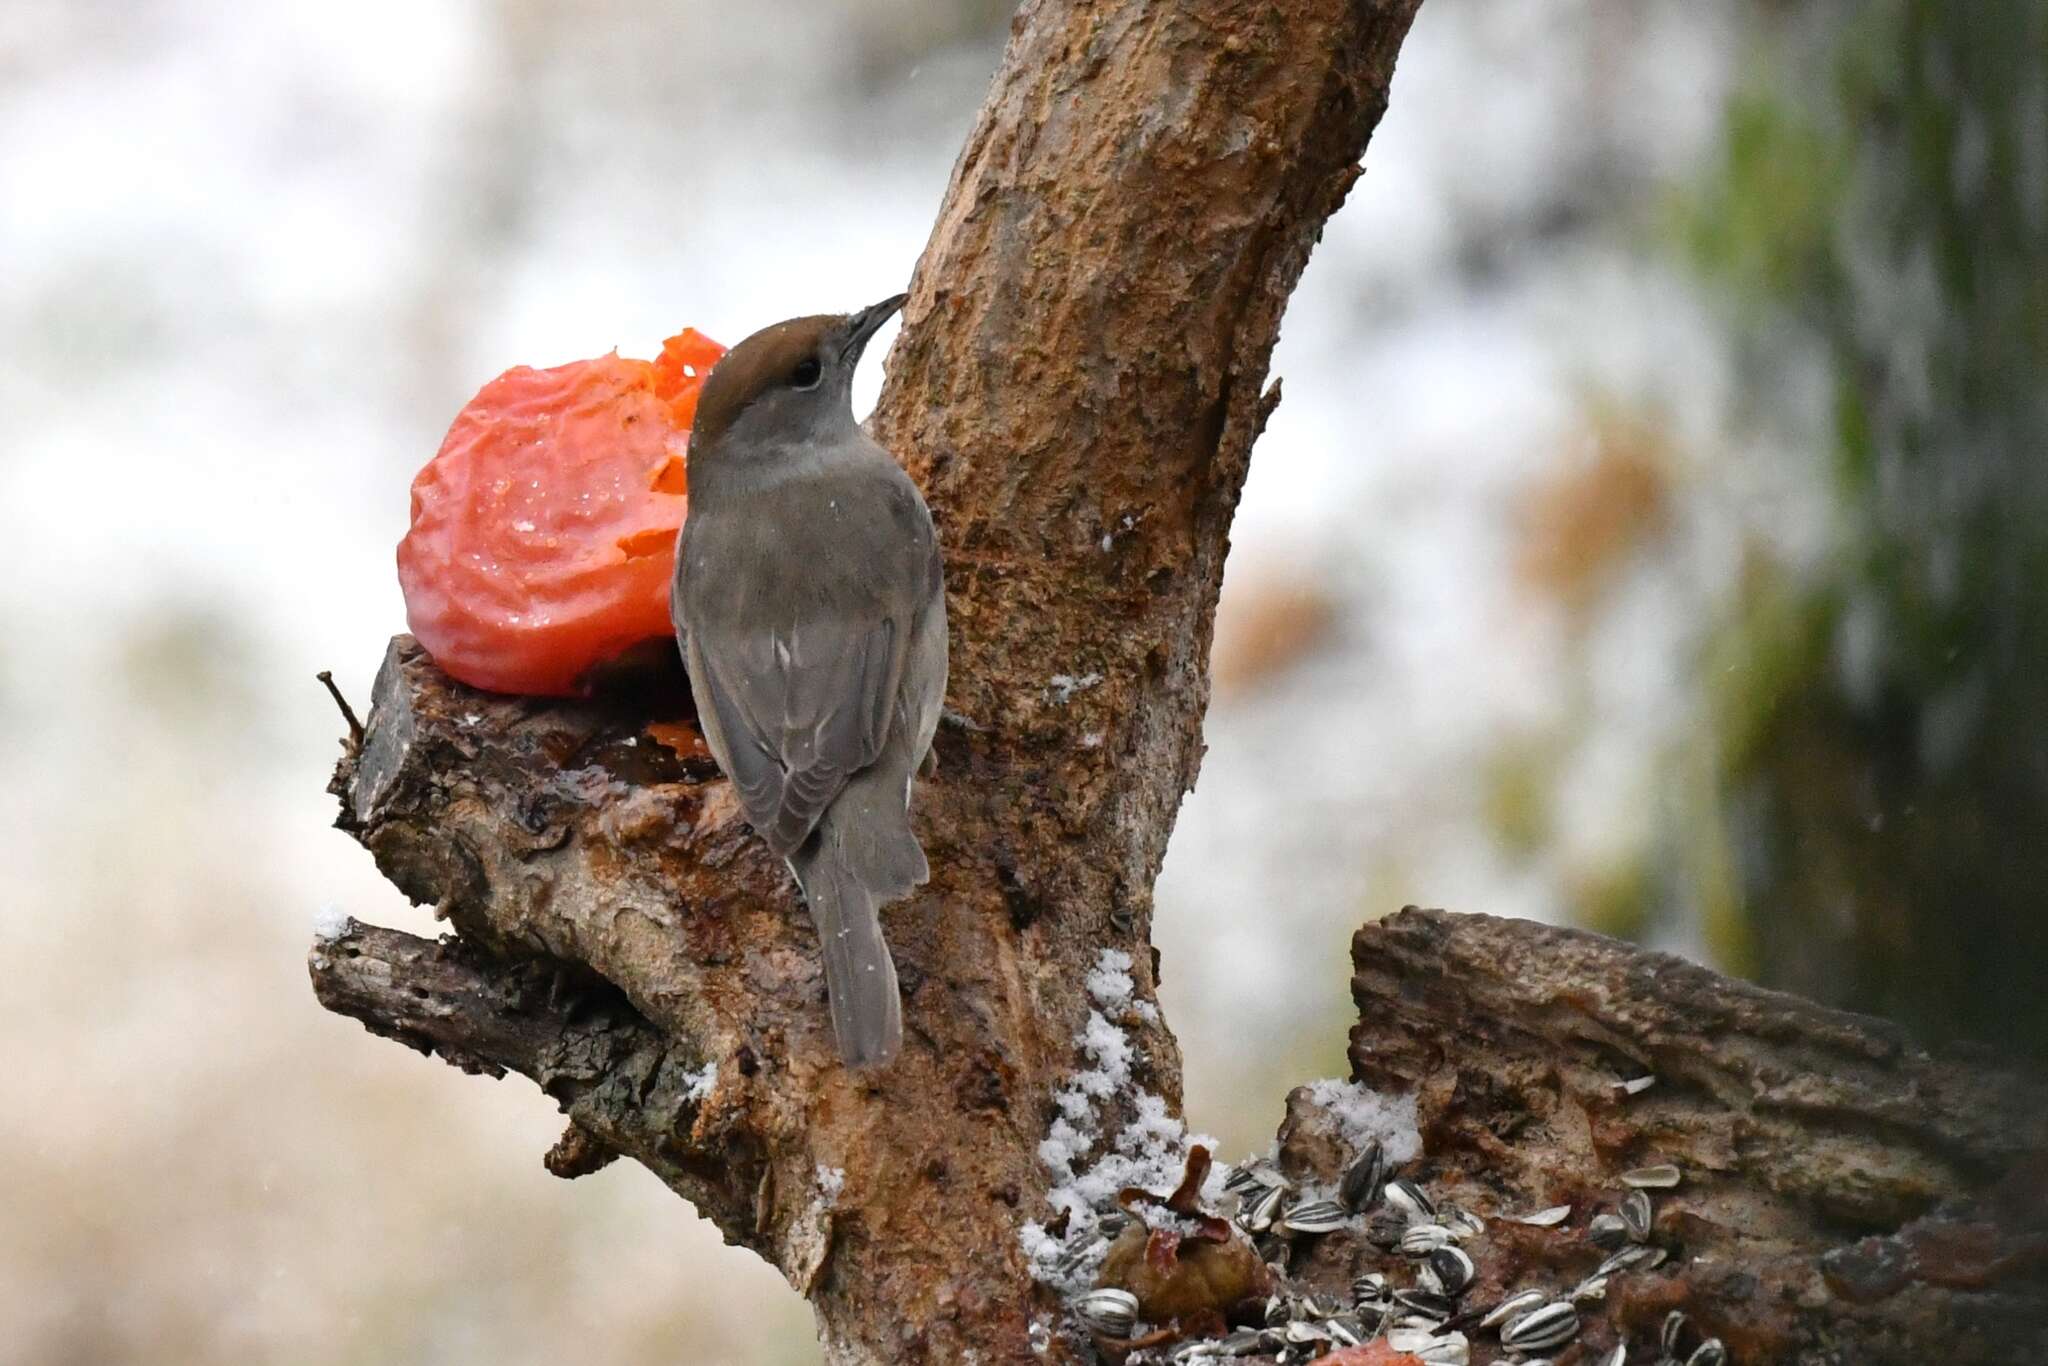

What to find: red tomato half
left=398, top=328, right=725, bottom=696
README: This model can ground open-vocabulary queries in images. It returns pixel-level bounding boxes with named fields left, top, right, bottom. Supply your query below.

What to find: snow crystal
left=1084, top=950, right=1136, bottom=1010
left=681, top=1060, right=718, bottom=1102
left=1304, top=1077, right=1422, bottom=1164
left=312, top=903, right=351, bottom=942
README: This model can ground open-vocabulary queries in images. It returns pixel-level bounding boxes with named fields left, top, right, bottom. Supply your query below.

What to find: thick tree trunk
left=313, top=2, right=1424, bottom=1362
left=308, top=2, right=2048, bottom=1362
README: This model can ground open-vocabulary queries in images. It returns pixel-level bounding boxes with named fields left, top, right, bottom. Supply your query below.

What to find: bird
left=670, top=294, right=946, bottom=1069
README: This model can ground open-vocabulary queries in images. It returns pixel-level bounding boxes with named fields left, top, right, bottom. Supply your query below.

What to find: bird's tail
left=788, top=835, right=904, bottom=1069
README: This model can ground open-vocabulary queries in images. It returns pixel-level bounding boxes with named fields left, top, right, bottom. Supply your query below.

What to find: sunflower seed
left=1283, top=1320, right=1329, bottom=1345
left=1390, top=1329, right=1470, bottom=1365
left=1298, top=1294, right=1332, bottom=1319
left=1414, top=1336, right=1470, bottom=1366
left=1479, top=1287, right=1549, bottom=1330
left=1600, top=1346, right=1629, bottom=1366
left=1687, top=1339, right=1728, bottom=1366
left=1425, top=1245, right=1476, bottom=1296
left=1621, top=1188, right=1655, bottom=1242
left=1438, top=1202, right=1487, bottom=1238
left=1242, top=1183, right=1285, bottom=1233
left=1513, top=1204, right=1573, bottom=1227
left=1588, top=1212, right=1631, bottom=1248
left=1395, top=1287, right=1455, bottom=1321
left=1400, top=1222, right=1457, bottom=1255
left=1622, top=1163, right=1683, bottom=1189
left=1619, top=1074, right=1659, bottom=1096
left=1339, top=1141, right=1387, bottom=1210
left=1225, top=1158, right=1291, bottom=1195
left=1501, top=1302, right=1580, bottom=1353
left=1328, top=1316, right=1365, bottom=1347
left=1384, top=1176, right=1437, bottom=1220
left=1571, top=1274, right=1608, bottom=1304
left=1662, top=1310, right=1690, bottom=1354
left=1279, top=1199, right=1349, bottom=1235
left=1073, top=1288, right=1138, bottom=1338
left=1263, top=1294, right=1290, bottom=1326
left=1213, top=1329, right=1265, bottom=1357
left=1352, top=1272, right=1394, bottom=1307
left=1596, top=1243, right=1669, bottom=1277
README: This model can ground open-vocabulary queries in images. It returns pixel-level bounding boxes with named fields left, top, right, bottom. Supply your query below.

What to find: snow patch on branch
left=1019, top=948, right=1216, bottom=1295
left=1303, top=1077, right=1422, bottom=1164
left=312, top=903, right=352, bottom=943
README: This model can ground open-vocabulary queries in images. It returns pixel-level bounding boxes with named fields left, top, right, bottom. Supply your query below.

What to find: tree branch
left=1267, top=908, right=2048, bottom=1364
left=319, top=2, right=1423, bottom=1360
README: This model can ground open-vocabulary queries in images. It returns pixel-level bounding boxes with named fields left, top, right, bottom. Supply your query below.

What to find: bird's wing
left=691, top=605, right=910, bottom=857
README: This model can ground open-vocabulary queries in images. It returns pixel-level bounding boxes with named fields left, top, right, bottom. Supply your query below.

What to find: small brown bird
left=671, top=295, right=946, bottom=1068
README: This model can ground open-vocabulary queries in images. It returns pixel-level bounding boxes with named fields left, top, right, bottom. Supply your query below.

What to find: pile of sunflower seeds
left=1146, top=1119, right=1732, bottom=1365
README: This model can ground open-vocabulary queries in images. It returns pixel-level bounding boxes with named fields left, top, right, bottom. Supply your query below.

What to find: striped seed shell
left=1384, top=1176, right=1437, bottom=1221
left=1501, top=1301, right=1580, bottom=1353
left=1438, top=1202, right=1486, bottom=1238
left=1352, top=1272, right=1393, bottom=1306
left=1688, top=1339, right=1728, bottom=1366
left=1424, top=1245, right=1476, bottom=1296
left=1073, top=1288, right=1138, bottom=1338
left=1395, top=1287, right=1455, bottom=1321
left=1279, top=1198, right=1349, bottom=1236
left=1662, top=1310, right=1690, bottom=1354
left=1339, top=1141, right=1387, bottom=1211
left=1479, top=1287, right=1549, bottom=1329
left=1620, top=1188, right=1655, bottom=1242
left=1588, top=1213, right=1631, bottom=1249
left=1390, top=1329, right=1469, bottom=1365
left=1400, top=1222, right=1457, bottom=1255
left=1242, top=1183, right=1285, bottom=1233
left=1513, top=1204, right=1573, bottom=1227
left=1596, top=1243, right=1669, bottom=1278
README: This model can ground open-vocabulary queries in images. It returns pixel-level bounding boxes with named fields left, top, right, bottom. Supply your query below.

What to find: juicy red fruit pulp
left=398, top=328, right=724, bottom=696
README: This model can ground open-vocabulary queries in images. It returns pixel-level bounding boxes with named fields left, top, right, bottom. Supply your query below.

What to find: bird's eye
left=791, top=357, right=822, bottom=389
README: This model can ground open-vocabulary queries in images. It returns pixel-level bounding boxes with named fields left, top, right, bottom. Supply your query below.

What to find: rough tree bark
left=1265, top=909, right=2048, bottom=1364
left=314, top=2, right=1425, bottom=1363
left=310, top=2, right=2048, bottom=1363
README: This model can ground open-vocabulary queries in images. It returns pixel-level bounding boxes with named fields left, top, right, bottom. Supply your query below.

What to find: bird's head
left=689, top=294, right=907, bottom=459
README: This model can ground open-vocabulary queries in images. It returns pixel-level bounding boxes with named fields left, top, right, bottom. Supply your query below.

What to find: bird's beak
left=841, top=292, right=909, bottom=364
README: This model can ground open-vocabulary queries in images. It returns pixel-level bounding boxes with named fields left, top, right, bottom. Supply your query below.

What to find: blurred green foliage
left=1685, top=1, right=2048, bottom=1055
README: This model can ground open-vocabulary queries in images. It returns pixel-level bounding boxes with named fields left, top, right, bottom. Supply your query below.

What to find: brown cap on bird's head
left=689, top=295, right=907, bottom=457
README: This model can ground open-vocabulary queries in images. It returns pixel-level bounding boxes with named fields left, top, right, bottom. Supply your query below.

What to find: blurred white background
left=0, top=2, right=1846, bottom=1362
